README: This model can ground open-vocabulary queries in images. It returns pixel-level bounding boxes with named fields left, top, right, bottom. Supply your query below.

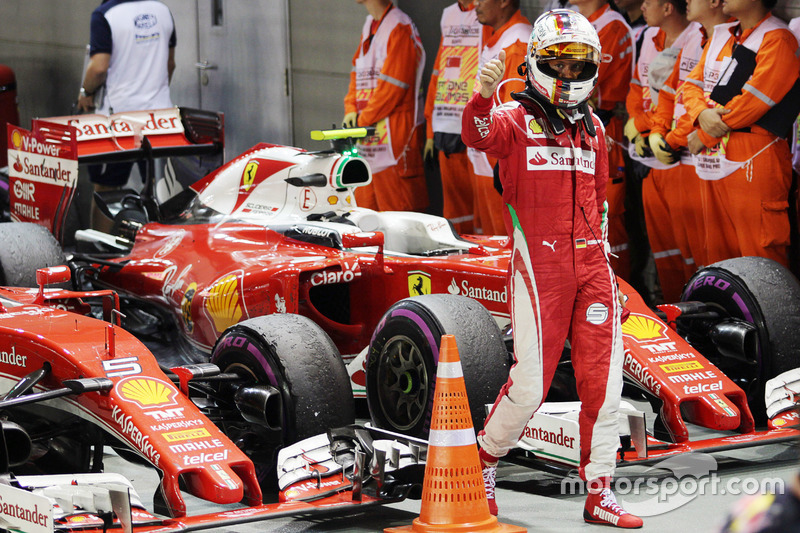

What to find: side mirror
left=341, top=232, right=386, bottom=272
left=341, top=231, right=384, bottom=249
left=36, top=265, right=71, bottom=286
left=34, top=265, right=70, bottom=304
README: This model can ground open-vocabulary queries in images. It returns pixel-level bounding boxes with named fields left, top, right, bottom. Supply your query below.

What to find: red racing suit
left=462, top=91, right=625, bottom=482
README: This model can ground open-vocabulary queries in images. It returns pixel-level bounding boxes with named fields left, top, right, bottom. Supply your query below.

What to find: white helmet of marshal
left=526, top=9, right=601, bottom=109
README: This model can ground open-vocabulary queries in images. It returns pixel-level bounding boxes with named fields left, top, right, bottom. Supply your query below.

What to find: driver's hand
left=424, top=138, right=435, bottom=161
left=342, top=112, right=358, bottom=129
left=479, top=50, right=505, bottom=99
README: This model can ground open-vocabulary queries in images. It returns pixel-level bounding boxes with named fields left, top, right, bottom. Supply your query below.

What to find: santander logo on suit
left=526, top=145, right=595, bottom=173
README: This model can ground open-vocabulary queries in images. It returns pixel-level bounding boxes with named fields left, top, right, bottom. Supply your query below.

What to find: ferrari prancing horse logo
left=408, top=271, right=431, bottom=296
left=243, top=160, right=259, bottom=191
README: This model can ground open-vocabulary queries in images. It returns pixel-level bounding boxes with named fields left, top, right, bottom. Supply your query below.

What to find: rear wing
left=7, top=107, right=224, bottom=241
left=44, top=107, right=224, bottom=163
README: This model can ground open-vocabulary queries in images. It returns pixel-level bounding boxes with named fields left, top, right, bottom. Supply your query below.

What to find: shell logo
left=10, top=129, right=22, bottom=150
left=117, top=377, right=177, bottom=408
left=206, top=274, right=243, bottom=333
left=181, top=282, right=197, bottom=333
left=621, top=314, right=666, bottom=341
left=327, top=195, right=338, bottom=205
left=529, top=119, right=543, bottom=135
left=774, top=418, right=786, bottom=427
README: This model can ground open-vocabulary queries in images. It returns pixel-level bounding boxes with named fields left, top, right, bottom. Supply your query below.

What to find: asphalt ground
left=108, top=428, right=800, bottom=533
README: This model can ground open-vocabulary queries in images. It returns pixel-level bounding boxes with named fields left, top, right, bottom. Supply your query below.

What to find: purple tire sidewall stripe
left=213, top=331, right=280, bottom=386
left=732, top=293, right=753, bottom=322
left=246, top=340, right=279, bottom=386
left=393, top=308, right=440, bottom=365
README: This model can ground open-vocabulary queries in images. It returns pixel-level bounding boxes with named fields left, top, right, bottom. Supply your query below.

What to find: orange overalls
left=465, top=10, right=531, bottom=236
left=587, top=4, right=634, bottom=279
left=344, top=4, right=428, bottom=212
left=683, top=15, right=800, bottom=268
left=424, top=2, right=482, bottom=234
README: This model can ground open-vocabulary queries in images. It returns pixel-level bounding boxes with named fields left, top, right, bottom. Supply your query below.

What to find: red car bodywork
left=6, top=110, right=799, bottom=475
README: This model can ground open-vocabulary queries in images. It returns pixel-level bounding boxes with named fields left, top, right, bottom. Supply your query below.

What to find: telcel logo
left=683, top=380, right=723, bottom=394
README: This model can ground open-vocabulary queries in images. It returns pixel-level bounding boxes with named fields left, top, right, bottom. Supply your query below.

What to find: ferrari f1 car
left=4, top=108, right=800, bottom=475
left=0, top=265, right=426, bottom=532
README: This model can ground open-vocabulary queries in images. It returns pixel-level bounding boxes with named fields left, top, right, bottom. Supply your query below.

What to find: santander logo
left=526, top=146, right=595, bottom=173
left=529, top=153, right=547, bottom=166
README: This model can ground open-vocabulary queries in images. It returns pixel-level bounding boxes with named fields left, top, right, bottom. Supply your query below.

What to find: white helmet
left=526, top=9, right=601, bottom=109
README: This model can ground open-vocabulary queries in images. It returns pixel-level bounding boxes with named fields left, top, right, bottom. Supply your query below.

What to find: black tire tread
left=218, top=313, right=354, bottom=441
left=0, top=222, right=65, bottom=287
left=367, top=294, right=509, bottom=437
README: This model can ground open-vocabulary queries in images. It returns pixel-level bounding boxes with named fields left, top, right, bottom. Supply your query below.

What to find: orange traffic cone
left=385, top=335, right=526, bottom=533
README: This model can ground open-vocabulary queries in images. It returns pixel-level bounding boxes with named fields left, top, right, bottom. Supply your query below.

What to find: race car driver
left=462, top=9, right=642, bottom=529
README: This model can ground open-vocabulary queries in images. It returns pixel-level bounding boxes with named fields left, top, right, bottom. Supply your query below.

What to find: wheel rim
left=216, top=360, right=282, bottom=482
left=703, top=302, right=761, bottom=392
left=376, top=334, right=430, bottom=431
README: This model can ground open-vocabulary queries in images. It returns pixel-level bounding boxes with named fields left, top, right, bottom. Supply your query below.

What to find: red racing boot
left=479, top=448, right=499, bottom=516
left=584, top=478, right=643, bottom=528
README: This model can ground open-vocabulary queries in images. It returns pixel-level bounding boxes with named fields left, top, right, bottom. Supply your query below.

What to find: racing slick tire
left=366, top=294, right=510, bottom=439
left=211, top=313, right=355, bottom=486
left=0, top=222, right=66, bottom=287
left=682, top=256, right=800, bottom=424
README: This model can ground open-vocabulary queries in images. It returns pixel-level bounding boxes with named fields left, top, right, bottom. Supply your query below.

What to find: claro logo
left=310, top=261, right=361, bottom=286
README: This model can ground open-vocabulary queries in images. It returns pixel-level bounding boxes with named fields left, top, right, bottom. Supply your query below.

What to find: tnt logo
left=13, top=180, right=35, bottom=201
left=642, top=341, right=677, bottom=354
left=144, top=408, right=186, bottom=420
